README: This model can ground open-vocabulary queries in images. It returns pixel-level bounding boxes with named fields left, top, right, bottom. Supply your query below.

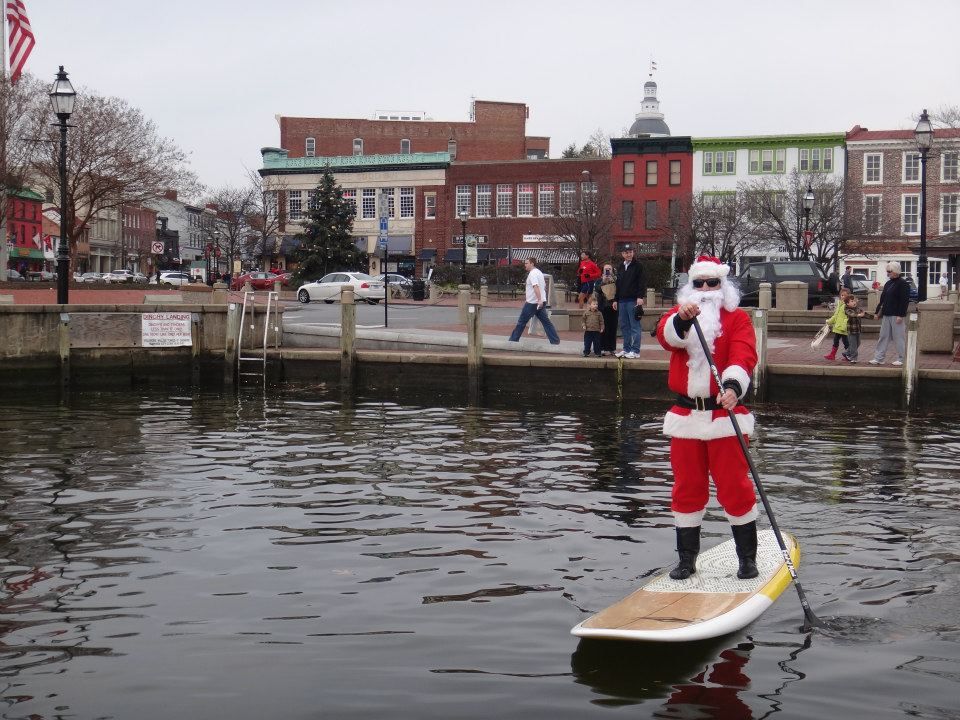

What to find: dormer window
left=353, top=138, right=363, bottom=156
left=305, top=137, right=315, bottom=157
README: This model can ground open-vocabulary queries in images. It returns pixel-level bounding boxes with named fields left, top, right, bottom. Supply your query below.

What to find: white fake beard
left=685, top=290, right=724, bottom=397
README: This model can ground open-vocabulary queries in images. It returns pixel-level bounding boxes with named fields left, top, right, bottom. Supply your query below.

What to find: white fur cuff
left=674, top=510, right=705, bottom=528
left=662, top=312, right=688, bottom=348
left=726, top=505, right=759, bottom=525
left=721, top=364, right=751, bottom=398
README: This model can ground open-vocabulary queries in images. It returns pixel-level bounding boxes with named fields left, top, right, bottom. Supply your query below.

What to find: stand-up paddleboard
left=571, top=528, right=800, bottom=642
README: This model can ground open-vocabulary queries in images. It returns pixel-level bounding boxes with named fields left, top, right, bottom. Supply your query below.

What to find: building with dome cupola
left=628, top=80, right=671, bottom=138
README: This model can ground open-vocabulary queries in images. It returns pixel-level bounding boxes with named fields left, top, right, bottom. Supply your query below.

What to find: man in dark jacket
left=869, top=261, right=910, bottom=366
left=612, top=244, right=645, bottom=358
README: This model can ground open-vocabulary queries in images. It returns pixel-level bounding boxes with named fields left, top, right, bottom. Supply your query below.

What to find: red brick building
left=5, top=188, right=46, bottom=275
left=279, top=100, right=549, bottom=162
left=610, top=136, right=693, bottom=260
left=121, top=204, right=158, bottom=273
left=423, top=158, right=610, bottom=269
left=844, top=125, right=960, bottom=293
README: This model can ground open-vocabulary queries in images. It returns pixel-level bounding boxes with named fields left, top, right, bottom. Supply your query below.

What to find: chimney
left=163, top=189, right=178, bottom=201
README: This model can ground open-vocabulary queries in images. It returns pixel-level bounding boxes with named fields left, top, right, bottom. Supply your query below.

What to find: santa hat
left=688, top=255, right=730, bottom=280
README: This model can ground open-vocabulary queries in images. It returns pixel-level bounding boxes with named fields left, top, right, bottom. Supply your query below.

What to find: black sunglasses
left=692, top=278, right=721, bottom=288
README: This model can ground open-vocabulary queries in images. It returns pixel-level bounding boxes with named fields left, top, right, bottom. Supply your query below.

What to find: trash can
left=412, top=279, right=426, bottom=301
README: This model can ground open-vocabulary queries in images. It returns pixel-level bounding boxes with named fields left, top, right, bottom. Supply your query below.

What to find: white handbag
left=810, top=323, right=830, bottom=348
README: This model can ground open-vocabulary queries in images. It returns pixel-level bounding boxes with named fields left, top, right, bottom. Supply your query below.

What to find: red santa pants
left=670, top=436, right=756, bottom=519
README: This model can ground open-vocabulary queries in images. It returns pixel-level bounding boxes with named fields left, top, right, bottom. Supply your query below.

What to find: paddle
left=691, top=316, right=823, bottom=632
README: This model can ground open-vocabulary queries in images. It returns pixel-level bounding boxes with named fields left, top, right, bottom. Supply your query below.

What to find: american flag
left=6, top=0, right=34, bottom=84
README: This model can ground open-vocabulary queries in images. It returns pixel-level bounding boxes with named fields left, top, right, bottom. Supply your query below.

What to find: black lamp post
left=915, top=108, right=933, bottom=302
left=458, top=209, right=468, bottom=285
left=802, top=183, right=815, bottom=260
left=49, top=66, right=76, bottom=304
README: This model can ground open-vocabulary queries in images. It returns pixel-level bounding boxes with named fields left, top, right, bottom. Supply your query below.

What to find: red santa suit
left=656, top=259, right=758, bottom=528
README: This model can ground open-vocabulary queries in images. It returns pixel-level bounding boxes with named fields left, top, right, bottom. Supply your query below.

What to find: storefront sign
left=141, top=312, right=192, bottom=347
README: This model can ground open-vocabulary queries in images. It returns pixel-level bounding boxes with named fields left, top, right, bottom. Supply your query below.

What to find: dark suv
left=735, top=260, right=839, bottom=309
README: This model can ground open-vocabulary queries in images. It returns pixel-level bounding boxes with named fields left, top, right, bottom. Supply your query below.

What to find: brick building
left=278, top=100, right=549, bottom=163
left=120, top=204, right=158, bottom=274
left=844, top=125, right=960, bottom=293
left=5, top=189, right=49, bottom=276
left=610, top=136, right=693, bottom=261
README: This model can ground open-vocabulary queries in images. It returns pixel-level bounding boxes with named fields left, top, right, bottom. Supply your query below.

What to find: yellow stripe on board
left=758, top=534, right=801, bottom=601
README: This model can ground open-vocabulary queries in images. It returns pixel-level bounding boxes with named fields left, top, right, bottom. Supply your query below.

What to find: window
left=942, top=194, right=959, bottom=234
left=455, top=185, right=471, bottom=216
left=645, top=200, right=658, bottom=229
left=703, top=151, right=735, bottom=175
left=496, top=184, right=512, bottom=216
left=264, top=191, right=278, bottom=216
left=749, top=148, right=786, bottom=173
left=724, top=151, right=736, bottom=173
left=668, top=198, right=680, bottom=226
left=476, top=184, right=492, bottom=217
left=342, top=188, right=356, bottom=213
left=424, top=193, right=436, bottom=219
left=400, top=139, right=411, bottom=154
left=362, top=188, right=376, bottom=219
left=903, top=194, right=920, bottom=234
left=305, top=137, right=315, bottom=157
left=288, top=190, right=302, bottom=220
left=929, top=260, right=942, bottom=286
left=646, top=160, right=658, bottom=186
left=307, top=189, right=318, bottom=211
left=400, top=187, right=414, bottom=218
left=864, top=195, right=882, bottom=235
left=670, top=159, right=681, bottom=186
left=942, top=152, right=959, bottom=182
left=903, top=152, right=921, bottom=183
left=621, top=200, right=634, bottom=230
left=823, top=148, right=833, bottom=172
left=538, top=183, right=555, bottom=216
left=623, top=161, right=635, bottom=186
left=517, top=183, right=534, bottom=217
left=559, top=182, right=575, bottom=215
left=353, top=138, right=363, bottom=156
left=800, top=148, right=832, bottom=172
left=447, top=139, right=457, bottom=159
left=864, top=153, right=882, bottom=184
left=703, top=151, right=714, bottom=175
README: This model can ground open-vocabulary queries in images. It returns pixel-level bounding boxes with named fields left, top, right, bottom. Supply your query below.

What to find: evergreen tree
left=293, top=169, right=365, bottom=280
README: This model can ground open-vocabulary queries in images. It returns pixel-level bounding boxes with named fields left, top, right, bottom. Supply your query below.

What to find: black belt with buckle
left=675, top=395, right=736, bottom=411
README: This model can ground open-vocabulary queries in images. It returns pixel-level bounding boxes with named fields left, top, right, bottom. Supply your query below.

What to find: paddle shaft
left=690, top=317, right=821, bottom=631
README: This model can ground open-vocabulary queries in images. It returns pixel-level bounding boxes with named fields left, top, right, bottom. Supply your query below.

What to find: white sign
left=151, top=240, right=165, bottom=254
left=465, top=234, right=478, bottom=264
left=141, top=312, right=192, bottom=347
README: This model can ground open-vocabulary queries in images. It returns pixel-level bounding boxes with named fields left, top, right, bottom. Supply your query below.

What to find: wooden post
left=458, top=284, right=471, bottom=324
left=190, top=312, right=202, bottom=383
left=223, top=301, right=241, bottom=385
left=340, top=285, right=356, bottom=388
left=466, top=304, right=483, bottom=404
left=904, top=312, right=919, bottom=409
left=479, top=284, right=488, bottom=307
left=752, top=308, right=768, bottom=402
left=58, top=312, right=70, bottom=387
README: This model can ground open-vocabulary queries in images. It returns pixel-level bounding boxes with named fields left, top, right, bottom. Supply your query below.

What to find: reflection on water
left=0, top=388, right=958, bottom=719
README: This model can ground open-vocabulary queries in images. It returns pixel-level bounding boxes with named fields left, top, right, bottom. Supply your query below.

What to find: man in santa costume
left=655, top=255, right=759, bottom=580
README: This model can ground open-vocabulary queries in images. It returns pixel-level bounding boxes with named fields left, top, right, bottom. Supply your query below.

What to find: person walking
left=869, top=261, right=910, bottom=366
left=595, top=264, right=619, bottom=356
left=655, top=255, right=760, bottom=581
left=576, top=251, right=602, bottom=309
left=612, top=244, right=645, bottom=359
left=939, top=271, right=949, bottom=299
left=508, top=257, right=560, bottom=345
left=823, top=287, right=852, bottom=360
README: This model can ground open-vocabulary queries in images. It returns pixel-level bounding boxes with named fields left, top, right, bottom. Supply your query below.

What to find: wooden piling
left=340, top=285, right=356, bottom=388
left=752, top=308, right=768, bottom=402
left=223, top=301, right=240, bottom=385
left=904, top=312, right=919, bottom=409
left=466, top=304, right=483, bottom=404
left=58, top=312, right=70, bottom=387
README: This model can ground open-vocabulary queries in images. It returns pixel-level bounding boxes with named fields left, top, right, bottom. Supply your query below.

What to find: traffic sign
left=151, top=240, right=164, bottom=254
left=378, top=236, right=388, bottom=250
left=379, top=216, right=388, bottom=233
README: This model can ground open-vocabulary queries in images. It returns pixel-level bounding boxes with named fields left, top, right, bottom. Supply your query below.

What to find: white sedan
left=297, top=272, right=386, bottom=304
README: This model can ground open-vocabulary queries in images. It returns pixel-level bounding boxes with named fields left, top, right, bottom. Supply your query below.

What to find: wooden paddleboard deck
left=571, top=529, right=800, bottom=642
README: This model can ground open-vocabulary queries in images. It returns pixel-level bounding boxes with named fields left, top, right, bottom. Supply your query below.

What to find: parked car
left=27, top=270, right=56, bottom=282
left=230, top=271, right=279, bottom=290
left=375, top=273, right=413, bottom=288
left=734, top=260, right=839, bottom=310
left=274, top=272, right=293, bottom=286
left=6, top=268, right=25, bottom=281
left=79, top=272, right=103, bottom=283
left=157, top=271, right=193, bottom=287
left=297, top=272, right=386, bottom=304
left=132, top=272, right=149, bottom=284
left=102, top=269, right=135, bottom=283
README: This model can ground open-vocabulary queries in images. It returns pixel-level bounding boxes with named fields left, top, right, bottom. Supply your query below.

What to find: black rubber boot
left=732, top=521, right=759, bottom=579
left=669, top=527, right=700, bottom=580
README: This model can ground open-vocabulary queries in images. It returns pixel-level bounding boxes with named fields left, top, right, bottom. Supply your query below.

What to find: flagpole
left=1, top=3, right=9, bottom=282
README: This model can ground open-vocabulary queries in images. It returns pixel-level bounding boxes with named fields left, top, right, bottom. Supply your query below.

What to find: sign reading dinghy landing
left=141, top=312, right=192, bottom=347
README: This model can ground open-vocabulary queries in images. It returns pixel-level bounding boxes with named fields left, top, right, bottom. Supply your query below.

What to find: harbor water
left=0, top=387, right=958, bottom=719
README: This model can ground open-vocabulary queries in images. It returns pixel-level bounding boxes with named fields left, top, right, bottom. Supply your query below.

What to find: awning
left=444, top=248, right=463, bottom=263
left=10, top=247, right=44, bottom=259
left=386, top=235, right=412, bottom=255
left=521, top=248, right=579, bottom=264
left=418, top=248, right=437, bottom=260
left=279, top=235, right=301, bottom=254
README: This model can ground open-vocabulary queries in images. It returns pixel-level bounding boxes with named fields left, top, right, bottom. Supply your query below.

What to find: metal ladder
left=238, top=290, right=281, bottom=379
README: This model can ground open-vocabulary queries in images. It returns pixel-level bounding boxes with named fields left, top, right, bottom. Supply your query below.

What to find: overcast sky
left=22, top=0, right=960, bottom=193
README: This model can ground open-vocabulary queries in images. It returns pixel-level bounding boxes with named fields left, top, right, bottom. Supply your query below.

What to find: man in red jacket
left=576, top=251, right=601, bottom=309
left=655, top=256, right=759, bottom=581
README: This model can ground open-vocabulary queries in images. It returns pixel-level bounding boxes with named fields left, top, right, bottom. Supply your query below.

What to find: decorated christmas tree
left=294, top=169, right=365, bottom=280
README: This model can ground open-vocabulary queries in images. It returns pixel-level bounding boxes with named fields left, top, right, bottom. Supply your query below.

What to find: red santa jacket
left=656, top=306, right=757, bottom=440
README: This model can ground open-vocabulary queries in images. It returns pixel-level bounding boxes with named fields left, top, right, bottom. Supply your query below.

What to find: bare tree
left=28, top=88, right=199, bottom=269
left=663, top=191, right=758, bottom=267
left=246, top=168, right=289, bottom=270
left=546, top=183, right=614, bottom=260
left=926, top=104, right=960, bottom=130
left=205, top=183, right=259, bottom=275
left=742, top=170, right=845, bottom=271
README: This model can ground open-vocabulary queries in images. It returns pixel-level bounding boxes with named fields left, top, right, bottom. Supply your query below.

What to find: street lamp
left=802, top=183, right=815, bottom=260
left=49, top=66, right=76, bottom=304
left=915, top=108, right=933, bottom=302
left=458, top=208, right=468, bottom=285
